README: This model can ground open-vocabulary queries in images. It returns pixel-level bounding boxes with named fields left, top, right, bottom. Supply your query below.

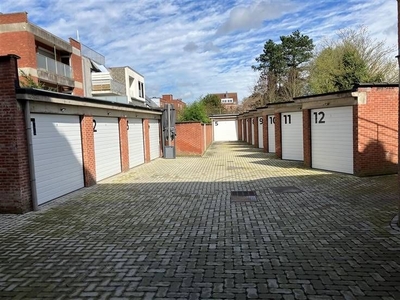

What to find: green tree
left=19, top=70, right=46, bottom=89
left=309, top=26, right=397, bottom=94
left=178, top=101, right=210, bottom=123
left=199, top=94, right=225, bottom=115
left=252, top=30, right=314, bottom=103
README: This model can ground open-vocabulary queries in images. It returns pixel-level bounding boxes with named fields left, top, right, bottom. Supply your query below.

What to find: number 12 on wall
left=313, top=111, right=325, bottom=124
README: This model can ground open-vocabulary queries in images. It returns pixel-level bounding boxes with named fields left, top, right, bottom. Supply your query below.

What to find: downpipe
left=24, top=101, right=39, bottom=211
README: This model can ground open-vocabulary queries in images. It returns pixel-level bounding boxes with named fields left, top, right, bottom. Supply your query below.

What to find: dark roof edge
left=16, top=88, right=163, bottom=112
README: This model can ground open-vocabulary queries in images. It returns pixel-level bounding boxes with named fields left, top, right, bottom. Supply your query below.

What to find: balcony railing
left=36, top=53, right=73, bottom=79
left=81, top=44, right=106, bottom=65
left=91, top=72, right=125, bottom=95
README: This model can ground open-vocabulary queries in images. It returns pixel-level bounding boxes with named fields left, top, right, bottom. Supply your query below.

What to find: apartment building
left=212, top=92, right=239, bottom=112
left=160, top=94, right=186, bottom=114
left=0, top=12, right=147, bottom=105
left=0, top=12, right=84, bottom=95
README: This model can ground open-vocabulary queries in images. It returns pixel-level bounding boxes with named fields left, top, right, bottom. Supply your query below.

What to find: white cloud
left=0, top=0, right=397, bottom=103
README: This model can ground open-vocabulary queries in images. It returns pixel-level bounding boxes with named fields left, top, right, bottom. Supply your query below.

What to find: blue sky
left=0, top=0, right=397, bottom=103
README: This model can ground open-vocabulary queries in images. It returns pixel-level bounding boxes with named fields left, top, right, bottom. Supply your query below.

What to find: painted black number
left=269, top=116, right=275, bottom=124
left=93, top=119, right=97, bottom=132
left=313, top=111, right=325, bottom=124
left=283, top=114, right=292, bottom=124
left=259, top=118, right=263, bottom=125
left=127, top=120, right=129, bottom=130
left=215, top=121, right=218, bottom=126
left=30, top=118, right=36, bottom=136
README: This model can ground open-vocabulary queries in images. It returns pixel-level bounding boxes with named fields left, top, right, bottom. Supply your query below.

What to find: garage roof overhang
left=209, top=113, right=239, bottom=120
left=294, top=89, right=357, bottom=109
left=16, top=88, right=162, bottom=119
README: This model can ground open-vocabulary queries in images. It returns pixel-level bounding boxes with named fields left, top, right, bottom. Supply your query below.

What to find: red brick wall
left=263, top=115, right=268, bottom=152
left=143, top=119, right=150, bottom=162
left=247, top=119, right=251, bottom=144
left=205, top=124, right=212, bottom=148
left=354, top=87, right=399, bottom=176
left=0, top=32, right=37, bottom=73
left=252, top=118, right=257, bottom=147
left=69, top=38, right=84, bottom=96
left=0, top=55, right=31, bottom=213
left=275, top=113, right=282, bottom=159
left=238, top=119, right=242, bottom=141
left=175, top=122, right=203, bottom=155
left=80, top=115, right=96, bottom=186
left=119, top=117, right=129, bottom=172
left=243, top=119, right=248, bottom=142
left=303, top=110, right=311, bottom=168
left=0, top=12, right=28, bottom=24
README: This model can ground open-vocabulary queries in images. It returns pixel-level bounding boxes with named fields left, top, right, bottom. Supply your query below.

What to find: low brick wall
left=176, top=122, right=212, bottom=156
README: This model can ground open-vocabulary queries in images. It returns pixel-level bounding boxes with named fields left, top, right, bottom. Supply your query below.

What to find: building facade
left=160, top=94, right=186, bottom=114
left=212, top=92, right=239, bottom=112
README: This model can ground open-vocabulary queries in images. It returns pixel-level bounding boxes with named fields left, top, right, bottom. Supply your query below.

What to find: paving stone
left=0, top=142, right=399, bottom=299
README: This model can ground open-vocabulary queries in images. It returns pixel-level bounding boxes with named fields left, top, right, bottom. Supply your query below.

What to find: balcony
left=91, top=72, right=125, bottom=96
left=36, top=53, right=72, bottom=78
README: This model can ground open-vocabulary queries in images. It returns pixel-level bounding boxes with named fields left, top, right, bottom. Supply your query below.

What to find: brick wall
left=354, top=87, right=398, bottom=176
left=69, top=38, right=84, bottom=96
left=263, top=115, right=268, bottom=152
left=303, top=110, right=311, bottom=168
left=253, top=118, right=259, bottom=147
left=119, top=117, right=129, bottom=172
left=0, top=12, right=28, bottom=24
left=143, top=119, right=150, bottom=162
left=243, top=119, right=247, bottom=142
left=275, top=113, right=282, bottom=159
left=205, top=124, right=212, bottom=149
left=0, top=32, right=37, bottom=76
left=0, top=54, right=32, bottom=213
left=247, top=119, right=251, bottom=144
left=80, top=115, right=96, bottom=186
left=175, top=122, right=204, bottom=155
left=238, top=119, right=242, bottom=141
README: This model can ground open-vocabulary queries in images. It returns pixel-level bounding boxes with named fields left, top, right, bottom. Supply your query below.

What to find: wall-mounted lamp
left=60, top=108, right=66, bottom=112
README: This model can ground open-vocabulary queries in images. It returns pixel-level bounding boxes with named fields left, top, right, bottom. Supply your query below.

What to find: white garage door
left=258, top=117, right=264, bottom=149
left=31, top=114, right=84, bottom=205
left=213, top=119, right=238, bottom=142
left=251, top=119, right=255, bottom=145
left=281, top=112, right=303, bottom=160
left=311, top=106, right=353, bottom=174
left=128, top=118, right=144, bottom=168
left=149, top=119, right=160, bottom=160
left=267, top=115, right=276, bottom=153
left=94, top=117, right=121, bottom=181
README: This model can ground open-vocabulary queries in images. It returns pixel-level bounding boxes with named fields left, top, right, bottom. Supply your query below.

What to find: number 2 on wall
left=313, top=111, right=325, bottom=124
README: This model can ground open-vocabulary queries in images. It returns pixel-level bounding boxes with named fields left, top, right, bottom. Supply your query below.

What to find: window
left=221, top=98, right=234, bottom=104
left=138, top=81, right=144, bottom=98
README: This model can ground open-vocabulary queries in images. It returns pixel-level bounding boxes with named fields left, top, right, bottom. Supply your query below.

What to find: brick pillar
left=0, top=54, right=32, bottom=213
left=263, top=115, right=268, bottom=152
left=119, top=117, right=129, bottom=171
left=80, top=115, right=96, bottom=186
left=303, top=110, right=311, bottom=167
left=254, top=117, right=259, bottom=147
left=238, top=119, right=242, bottom=141
left=243, top=119, right=247, bottom=142
left=69, top=38, right=84, bottom=96
left=143, top=119, right=150, bottom=162
left=275, top=113, right=282, bottom=159
left=247, top=119, right=251, bottom=144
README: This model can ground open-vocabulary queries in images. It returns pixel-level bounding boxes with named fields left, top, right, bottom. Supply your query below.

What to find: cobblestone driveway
left=1, top=142, right=400, bottom=300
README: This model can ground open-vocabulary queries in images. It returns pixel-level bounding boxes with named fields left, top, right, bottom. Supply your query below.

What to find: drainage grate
left=269, top=186, right=303, bottom=194
left=231, top=191, right=257, bottom=202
